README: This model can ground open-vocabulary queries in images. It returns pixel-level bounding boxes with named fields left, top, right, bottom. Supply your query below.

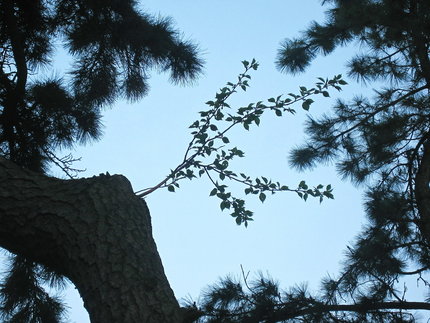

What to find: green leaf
left=210, top=124, right=218, bottom=131
left=275, top=109, right=282, bottom=117
left=324, top=191, right=334, bottom=199
left=215, top=111, right=224, bottom=120
left=222, top=137, right=230, bottom=144
left=259, top=193, right=266, bottom=203
left=232, top=148, right=244, bottom=157
left=189, top=121, right=199, bottom=128
left=168, top=185, right=175, bottom=192
left=220, top=201, right=226, bottom=211
left=302, top=99, right=314, bottom=111
left=220, top=200, right=230, bottom=210
left=186, top=169, right=195, bottom=179
left=210, top=188, right=217, bottom=196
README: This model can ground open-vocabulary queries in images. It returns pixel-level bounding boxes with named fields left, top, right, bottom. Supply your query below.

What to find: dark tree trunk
left=415, top=141, right=430, bottom=244
left=0, top=157, right=183, bottom=322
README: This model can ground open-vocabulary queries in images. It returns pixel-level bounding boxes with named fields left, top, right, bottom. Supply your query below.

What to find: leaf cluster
left=137, top=60, right=346, bottom=226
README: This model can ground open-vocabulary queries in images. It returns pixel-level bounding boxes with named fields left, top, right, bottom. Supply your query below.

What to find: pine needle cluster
left=193, top=1, right=430, bottom=321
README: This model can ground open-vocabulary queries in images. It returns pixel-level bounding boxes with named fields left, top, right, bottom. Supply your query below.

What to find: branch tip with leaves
left=135, top=60, right=345, bottom=225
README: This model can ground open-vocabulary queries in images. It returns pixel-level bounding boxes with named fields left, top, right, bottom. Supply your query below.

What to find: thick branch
left=0, top=157, right=183, bottom=323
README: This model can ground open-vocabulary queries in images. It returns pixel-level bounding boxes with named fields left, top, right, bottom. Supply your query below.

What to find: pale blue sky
left=57, top=1, right=378, bottom=322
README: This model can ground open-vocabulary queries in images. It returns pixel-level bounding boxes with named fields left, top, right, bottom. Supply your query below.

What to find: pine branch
left=316, top=85, right=427, bottom=154
left=268, top=300, right=430, bottom=322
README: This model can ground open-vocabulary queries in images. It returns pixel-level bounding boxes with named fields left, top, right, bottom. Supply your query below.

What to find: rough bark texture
left=0, top=157, right=183, bottom=322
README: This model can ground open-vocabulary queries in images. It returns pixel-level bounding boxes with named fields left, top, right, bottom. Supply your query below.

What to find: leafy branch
left=135, top=59, right=346, bottom=226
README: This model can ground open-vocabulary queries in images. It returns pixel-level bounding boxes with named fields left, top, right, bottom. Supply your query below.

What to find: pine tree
left=0, top=1, right=202, bottom=321
left=195, top=0, right=430, bottom=321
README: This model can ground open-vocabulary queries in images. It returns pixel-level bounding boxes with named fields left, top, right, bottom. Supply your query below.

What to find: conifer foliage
left=194, top=0, right=430, bottom=322
left=0, top=1, right=202, bottom=321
